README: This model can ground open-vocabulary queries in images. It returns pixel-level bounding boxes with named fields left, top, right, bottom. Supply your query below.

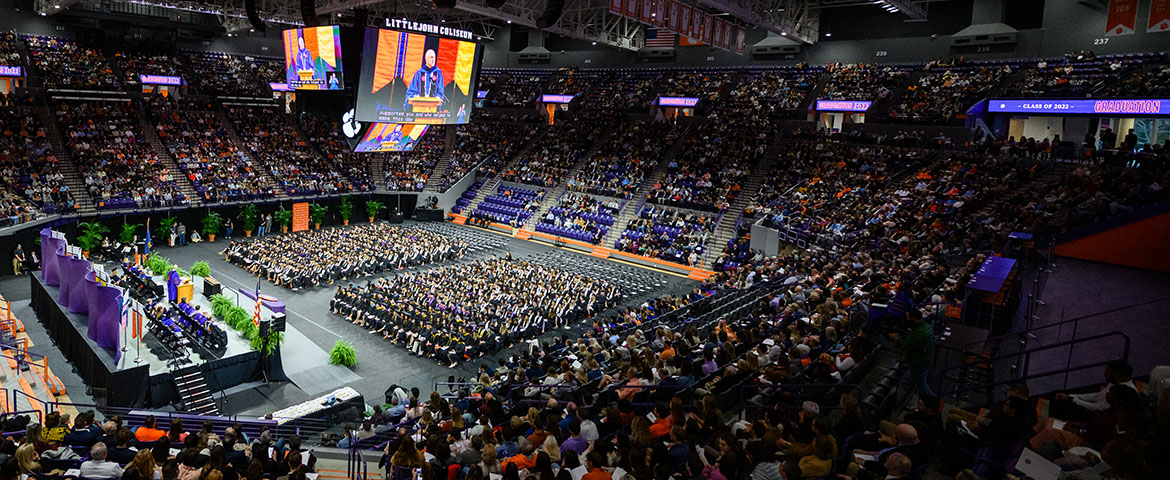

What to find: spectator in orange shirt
left=581, top=452, right=612, bottom=480
left=501, top=438, right=537, bottom=471
left=659, top=341, right=676, bottom=361
left=649, top=404, right=672, bottom=439
left=135, top=416, right=166, bottom=443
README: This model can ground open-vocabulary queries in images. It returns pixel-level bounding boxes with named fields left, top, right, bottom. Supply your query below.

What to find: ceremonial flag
left=253, top=275, right=263, bottom=327
left=645, top=29, right=676, bottom=48
left=144, top=218, right=152, bottom=258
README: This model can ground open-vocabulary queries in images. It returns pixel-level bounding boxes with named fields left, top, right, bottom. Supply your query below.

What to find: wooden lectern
left=297, top=70, right=315, bottom=84
left=408, top=97, right=443, bottom=113
left=176, top=278, right=194, bottom=304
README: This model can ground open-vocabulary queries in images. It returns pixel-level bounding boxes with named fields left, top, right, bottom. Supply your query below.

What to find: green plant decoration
left=309, top=203, right=327, bottom=226
left=273, top=205, right=293, bottom=228
left=365, top=200, right=385, bottom=220
left=201, top=212, right=224, bottom=238
left=329, top=340, right=358, bottom=367
left=339, top=196, right=353, bottom=222
left=76, top=221, right=110, bottom=253
left=155, top=216, right=177, bottom=242
left=186, top=260, right=209, bottom=278
left=238, top=204, right=259, bottom=232
left=145, top=253, right=172, bottom=276
left=119, top=223, right=141, bottom=244
left=249, top=329, right=284, bottom=356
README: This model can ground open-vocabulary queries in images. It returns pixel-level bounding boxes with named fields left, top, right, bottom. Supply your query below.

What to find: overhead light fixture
left=825, top=32, right=831, bottom=37
left=249, top=28, right=254, bottom=32
left=54, top=5, right=59, bottom=8
left=591, top=41, right=597, bottom=45
left=507, top=19, right=511, bottom=23
left=337, top=13, right=341, bottom=16
left=780, top=31, right=787, bottom=35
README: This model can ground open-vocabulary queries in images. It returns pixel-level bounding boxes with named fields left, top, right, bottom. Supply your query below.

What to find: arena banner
left=735, top=26, right=746, bottom=54
left=640, top=0, right=654, bottom=24
left=654, top=0, right=667, bottom=27
left=609, top=0, right=622, bottom=17
left=668, top=1, right=680, bottom=32
left=702, top=15, right=714, bottom=44
left=678, top=5, right=691, bottom=37
left=1150, top=0, right=1170, bottom=32
left=292, top=202, right=310, bottom=232
left=1105, top=0, right=1138, bottom=35
left=691, top=10, right=702, bottom=39
left=987, top=98, right=1170, bottom=115
left=624, top=0, right=637, bottom=20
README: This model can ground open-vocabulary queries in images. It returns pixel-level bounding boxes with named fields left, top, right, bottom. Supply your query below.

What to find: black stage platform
left=30, top=274, right=282, bottom=408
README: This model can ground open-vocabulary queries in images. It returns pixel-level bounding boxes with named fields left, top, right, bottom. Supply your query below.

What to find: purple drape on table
left=86, top=271, right=124, bottom=357
left=40, top=228, right=64, bottom=286
left=60, top=255, right=92, bottom=313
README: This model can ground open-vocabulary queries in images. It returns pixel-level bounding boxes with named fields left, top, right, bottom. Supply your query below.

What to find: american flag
left=644, top=29, right=676, bottom=48
left=252, top=274, right=262, bottom=327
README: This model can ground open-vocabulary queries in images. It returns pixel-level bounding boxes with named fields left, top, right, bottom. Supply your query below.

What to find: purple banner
left=86, top=271, right=124, bottom=357
left=657, top=96, right=699, bottom=107
left=815, top=100, right=873, bottom=112
left=476, top=90, right=489, bottom=99
left=59, top=255, right=91, bottom=313
left=139, top=74, right=184, bottom=86
left=0, top=65, right=21, bottom=77
left=540, top=94, right=574, bottom=104
left=40, top=228, right=123, bottom=355
left=987, top=98, right=1170, bottom=115
left=269, top=82, right=294, bottom=92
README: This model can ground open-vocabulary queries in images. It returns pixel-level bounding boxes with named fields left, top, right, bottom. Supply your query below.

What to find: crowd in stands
left=299, top=113, right=374, bottom=191
left=821, top=63, right=909, bottom=102
left=583, top=72, right=659, bottom=112
left=384, top=128, right=445, bottom=192
left=485, top=70, right=551, bottom=107
left=1, top=31, right=22, bottom=66
left=57, top=100, right=189, bottom=209
left=648, top=112, right=760, bottom=213
left=569, top=121, right=677, bottom=199
left=545, top=68, right=601, bottom=97
left=114, top=52, right=183, bottom=85
left=616, top=205, right=714, bottom=265
left=726, top=67, right=819, bottom=117
left=887, top=62, right=1017, bottom=124
left=536, top=193, right=619, bottom=245
left=23, top=35, right=119, bottom=89
left=147, top=95, right=276, bottom=202
left=227, top=106, right=354, bottom=196
left=655, top=71, right=734, bottom=107
left=185, top=51, right=281, bottom=97
left=0, top=105, right=75, bottom=218
left=441, top=123, right=536, bottom=191
left=1007, top=53, right=1148, bottom=98
left=330, top=258, right=621, bottom=366
left=502, top=115, right=606, bottom=188
left=1099, top=61, right=1170, bottom=97
left=225, top=224, right=467, bottom=290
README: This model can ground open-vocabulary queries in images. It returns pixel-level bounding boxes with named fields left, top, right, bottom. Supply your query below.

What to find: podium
left=176, top=279, right=194, bottom=304
left=297, top=69, right=316, bottom=86
left=408, top=97, right=443, bottom=112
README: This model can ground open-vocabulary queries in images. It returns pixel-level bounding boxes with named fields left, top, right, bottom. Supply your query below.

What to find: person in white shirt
left=80, top=443, right=125, bottom=479
left=1053, top=360, right=1135, bottom=419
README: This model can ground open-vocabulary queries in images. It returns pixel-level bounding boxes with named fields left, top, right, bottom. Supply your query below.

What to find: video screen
left=355, top=27, right=482, bottom=124
left=283, top=26, right=344, bottom=90
left=354, top=123, right=430, bottom=152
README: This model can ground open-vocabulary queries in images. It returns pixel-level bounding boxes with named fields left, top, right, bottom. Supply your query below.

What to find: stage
left=30, top=273, right=286, bottom=408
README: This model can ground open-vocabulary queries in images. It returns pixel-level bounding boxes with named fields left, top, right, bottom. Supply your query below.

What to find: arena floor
left=2, top=220, right=695, bottom=416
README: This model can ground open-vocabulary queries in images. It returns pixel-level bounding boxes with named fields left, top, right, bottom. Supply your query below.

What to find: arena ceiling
left=38, top=0, right=935, bottom=49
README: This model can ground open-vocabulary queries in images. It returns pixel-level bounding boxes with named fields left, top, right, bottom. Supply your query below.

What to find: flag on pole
left=144, top=218, right=152, bottom=258
left=253, top=275, right=263, bottom=327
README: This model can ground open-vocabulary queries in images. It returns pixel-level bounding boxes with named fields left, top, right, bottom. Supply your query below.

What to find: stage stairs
left=173, top=367, right=222, bottom=416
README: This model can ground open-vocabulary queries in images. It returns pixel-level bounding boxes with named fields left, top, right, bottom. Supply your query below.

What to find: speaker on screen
left=486, top=0, right=506, bottom=8
left=245, top=0, right=266, bottom=32
left=536, top=0, right=564, bottom=28
left=301, top=0, right=319, bottom=27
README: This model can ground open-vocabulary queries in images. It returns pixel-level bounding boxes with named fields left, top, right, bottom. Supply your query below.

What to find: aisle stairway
left=33, top=106, right=95, bottom=213
left=464, top=133, right=545, bottom=217
left=700, top=142, right=780, bottom=267
left=601, top=125, right=692, bottom=247
left=135, top=106, right=201, bottom=204
left=521, top=122, right=622, bottom=231
left=423, top=127, right=459, bottom=192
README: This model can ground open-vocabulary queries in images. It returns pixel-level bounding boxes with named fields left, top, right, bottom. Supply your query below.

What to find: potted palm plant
left=119, top=222, right=141, bottom=245
left=238, top=204, right=259, bottom=237
left=310, top=203, right=327, bottom=229
left=76, top=221, right=109, bottom=258
left=366, top=200, right=385, bottom=223
left=201, top=211, right=224, bottom=242
left=339, top=196, right=353, bottom=226
left=273, top=205, right=293, bottom=233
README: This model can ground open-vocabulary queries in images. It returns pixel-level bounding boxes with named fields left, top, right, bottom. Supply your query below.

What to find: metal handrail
left=940, top=331, right=1131, bottom=376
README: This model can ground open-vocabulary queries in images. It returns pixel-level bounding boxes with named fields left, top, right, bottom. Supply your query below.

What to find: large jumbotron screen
left=282, top=26, right=344, bottom=90
left=354, top=123, right=429, bottom=152
left=355, top=27, right=482, bottom=125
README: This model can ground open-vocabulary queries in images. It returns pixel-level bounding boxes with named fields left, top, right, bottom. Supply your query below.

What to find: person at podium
left=294, top=35, right=317, bottom=78
left=403, top=49, right=447, bottom=111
